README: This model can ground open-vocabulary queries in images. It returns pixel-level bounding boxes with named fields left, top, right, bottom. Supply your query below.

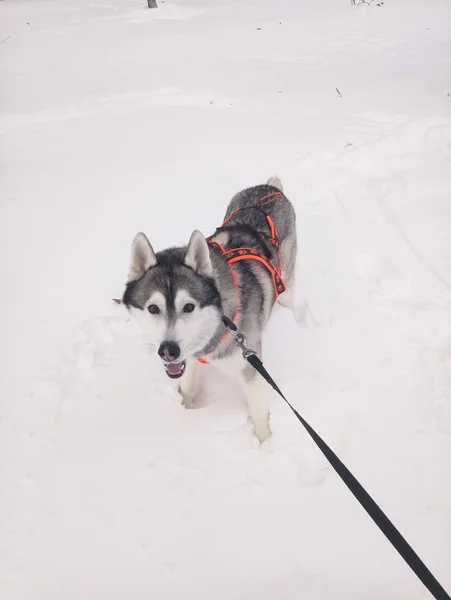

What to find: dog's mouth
left=164, top=360, right=186, bottom=379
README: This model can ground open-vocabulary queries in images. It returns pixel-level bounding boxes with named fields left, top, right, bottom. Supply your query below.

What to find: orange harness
left=197, top=191, right=286, bottom=364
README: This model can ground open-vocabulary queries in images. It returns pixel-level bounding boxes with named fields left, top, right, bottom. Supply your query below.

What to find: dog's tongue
left=166, top=362, right=183, bottom=376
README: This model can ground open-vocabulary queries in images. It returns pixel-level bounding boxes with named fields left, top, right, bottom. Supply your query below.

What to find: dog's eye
left=148, top=304, right=160, bottom=314
left=183, top=303, right=195, bottom=313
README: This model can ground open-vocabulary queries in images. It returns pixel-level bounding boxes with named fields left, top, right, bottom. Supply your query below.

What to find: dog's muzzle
left=158, top=341, right=186, bottom=377
left=164, top=361, right=186, bottom=379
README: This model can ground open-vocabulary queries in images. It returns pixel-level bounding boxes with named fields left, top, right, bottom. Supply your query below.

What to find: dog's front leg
left=243, top=365, right=271, bottom=443
left=178, top=358, right=199, bottom=408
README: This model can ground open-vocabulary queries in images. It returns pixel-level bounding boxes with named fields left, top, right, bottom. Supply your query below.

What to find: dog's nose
left=158, top=341, right=181, bottom=362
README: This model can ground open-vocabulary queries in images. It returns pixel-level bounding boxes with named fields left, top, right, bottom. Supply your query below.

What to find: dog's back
left=220, top=177, right=297, bottom=286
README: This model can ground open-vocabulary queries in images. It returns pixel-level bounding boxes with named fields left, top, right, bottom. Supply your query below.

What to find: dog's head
left=122, top=231, right=222, bottom=378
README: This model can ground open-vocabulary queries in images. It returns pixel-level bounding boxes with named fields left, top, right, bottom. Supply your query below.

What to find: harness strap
left=211, top=241, right=240, bottom=342
left=216, top=191, right=286, bottom=299
left=197, top=191, right=286, bottom=364
left=224, top=246, right=286, bottom=296
left=220, top=191, right=284, bottom=228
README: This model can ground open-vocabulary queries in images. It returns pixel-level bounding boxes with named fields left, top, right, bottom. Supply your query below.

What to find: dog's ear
left=128, top=232, right=157, bottom=281
left=184, top=230, right=212, bottom=277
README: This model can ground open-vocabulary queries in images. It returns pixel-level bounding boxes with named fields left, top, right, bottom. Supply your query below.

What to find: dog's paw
left=254, top=420, right=272, bottom=444
left=180, top=389, right=206, bottom=409
left=179, top=388, right=194, bottom=408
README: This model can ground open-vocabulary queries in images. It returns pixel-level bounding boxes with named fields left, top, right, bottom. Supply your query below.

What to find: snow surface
left=1, top=0, right=451, bottom=598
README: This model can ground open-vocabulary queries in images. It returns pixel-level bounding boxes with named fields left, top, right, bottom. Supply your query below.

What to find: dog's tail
left=267, top=175, right=283, bottom=192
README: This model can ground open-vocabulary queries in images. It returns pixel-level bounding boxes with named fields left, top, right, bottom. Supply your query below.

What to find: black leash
left=222, top=316, right=450, bottom=600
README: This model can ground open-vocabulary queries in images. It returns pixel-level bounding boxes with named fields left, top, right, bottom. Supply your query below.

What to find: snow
left=1, top=0, right=451, bottom=598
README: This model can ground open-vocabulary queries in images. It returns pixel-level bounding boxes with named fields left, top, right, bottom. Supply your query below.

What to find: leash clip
left=222, top=316, right=257, bottom=360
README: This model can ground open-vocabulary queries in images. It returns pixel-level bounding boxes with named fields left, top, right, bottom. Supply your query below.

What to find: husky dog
left=122, top=177, right=297, bottom=442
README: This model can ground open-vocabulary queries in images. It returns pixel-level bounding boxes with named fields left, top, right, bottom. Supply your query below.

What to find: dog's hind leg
left=277, top=276, right=296, bottom=312
left=278, top=271, right=318, bottom=326
left=277, top=232, right=297, bottom=312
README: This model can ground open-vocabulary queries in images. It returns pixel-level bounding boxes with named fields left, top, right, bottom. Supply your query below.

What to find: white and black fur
left=122, top=177, right=297, bottom=442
